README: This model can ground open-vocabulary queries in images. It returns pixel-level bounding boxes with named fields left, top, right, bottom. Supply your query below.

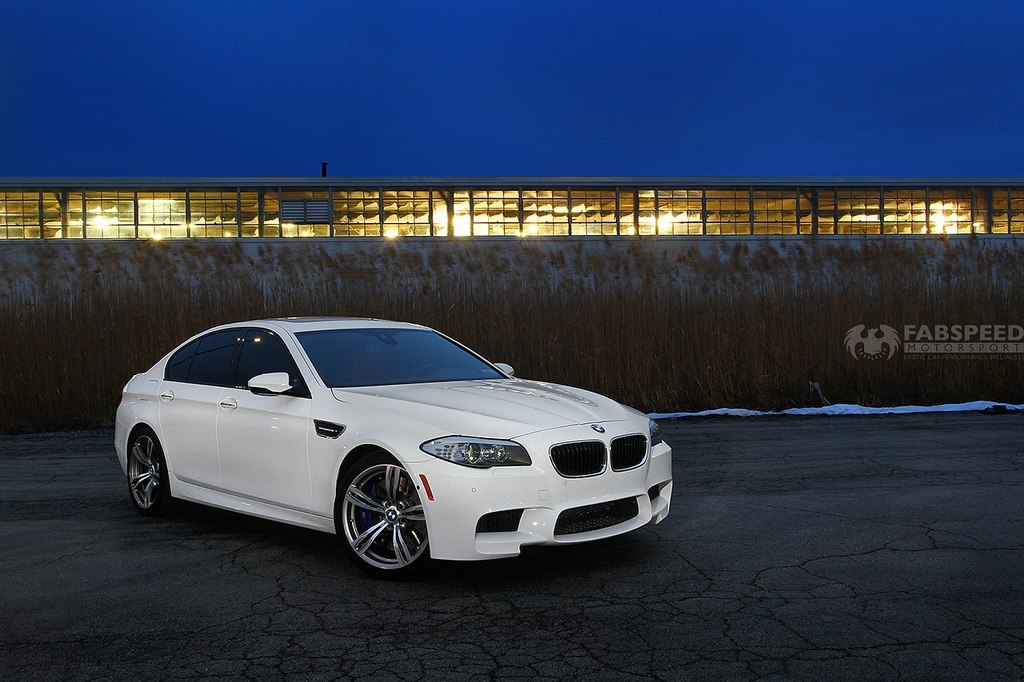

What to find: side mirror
left=494, top=362, right=515, bottom=377
left=248, top=372, right=293, bottom=395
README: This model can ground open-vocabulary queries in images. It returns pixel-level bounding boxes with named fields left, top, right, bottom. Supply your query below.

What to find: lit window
left=927, top=189, right=972, bottom=235
left=618, top=190, right=637, bottom=235
left=431, top=190, right=450, bottom=236
left=989, top=188, right=1009, bottom=234
left=42, top=191, right=65, bottom=238
left=882, top=189, right=927, bottom=234
left=705, top=189, right=751, bottom=235
left=262, top=191, right=281, bottom=237
left=637, top=190, right=656, bottom=235
left=471, top=189, right=519, bottom=236
left=656, top=189, right=702, bottom=235
left=835, top=189, right=880, bottom=235
left=190, top=190, right=239, bottom=238
left=797, top=189, right=814, bottom=234
left=0, top=191, right=40, bottom=239
left=521, top=189, right=568, bottom=236
left=137, top=192, right=187, bottom=239
left=382, top=190, right=430, bottom=237
left=572, top=190, right=618, bottom=236
left=83, top=191, right=135, bottom=238
left=449, top=191, right=472, bottom=236
left=333, top=190, right=380, bottom=237
left=751, top=190, right=797, bottom=235
left=1009, top=188, right=1024, bottom=234
left=240, top=192, right=259, bottom=237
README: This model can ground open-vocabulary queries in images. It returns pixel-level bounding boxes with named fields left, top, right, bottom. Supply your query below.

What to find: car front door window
left=216, top=329, right=313, bottom=510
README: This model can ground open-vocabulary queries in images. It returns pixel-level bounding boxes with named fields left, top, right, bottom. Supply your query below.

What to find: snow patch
left=649, top=400, right=1023, bottom=419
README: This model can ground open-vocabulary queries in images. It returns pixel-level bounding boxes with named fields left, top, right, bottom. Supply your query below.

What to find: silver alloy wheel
left=128, top=434, right=161, bottom=510
left=341, top=463, right=428, bottom=570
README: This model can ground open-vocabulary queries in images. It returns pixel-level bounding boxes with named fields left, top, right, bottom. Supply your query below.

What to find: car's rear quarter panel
left=115, top=372, right=163, bottom=475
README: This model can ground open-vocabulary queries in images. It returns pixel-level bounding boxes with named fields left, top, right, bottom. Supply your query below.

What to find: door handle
left=160, top=391, right=174, bottom=402
left=219, top=397, right=238, bottom=410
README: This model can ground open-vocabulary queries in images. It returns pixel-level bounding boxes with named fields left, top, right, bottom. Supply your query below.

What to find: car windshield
left=295, top=328, right=504, bottom=388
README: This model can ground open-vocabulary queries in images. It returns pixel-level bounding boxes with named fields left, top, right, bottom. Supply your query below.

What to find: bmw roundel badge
left=590, top=424, right=605, bottom=433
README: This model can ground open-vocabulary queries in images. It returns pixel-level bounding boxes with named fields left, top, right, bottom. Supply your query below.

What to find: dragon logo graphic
left=844, top=324, right=901, bottom=360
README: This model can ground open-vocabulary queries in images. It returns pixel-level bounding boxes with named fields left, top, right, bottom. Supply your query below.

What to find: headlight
left=420, top=437, right=532, bottom=468
left=649, top=419, right=664, bottom=446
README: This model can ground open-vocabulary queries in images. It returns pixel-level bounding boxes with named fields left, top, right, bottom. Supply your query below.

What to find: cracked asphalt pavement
left=2, top=412, right=1024, bottom=680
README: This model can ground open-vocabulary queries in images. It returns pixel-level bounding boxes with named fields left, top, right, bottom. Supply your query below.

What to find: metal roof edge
left=2, top=176, right=1024, bottom=187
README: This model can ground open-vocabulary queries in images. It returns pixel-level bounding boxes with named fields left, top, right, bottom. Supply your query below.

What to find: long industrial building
left=0, top=178, right=1022, bottom=239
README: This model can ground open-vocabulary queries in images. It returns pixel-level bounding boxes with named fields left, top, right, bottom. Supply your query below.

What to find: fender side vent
left=314, top=420, right=345, bottom=439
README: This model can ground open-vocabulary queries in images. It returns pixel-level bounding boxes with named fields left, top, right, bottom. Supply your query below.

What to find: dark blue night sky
left=1, top=1, right=1022, bottom=177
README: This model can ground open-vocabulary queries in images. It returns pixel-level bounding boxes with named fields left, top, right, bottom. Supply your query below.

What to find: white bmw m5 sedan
left=115, top=318, right=673, bottom=577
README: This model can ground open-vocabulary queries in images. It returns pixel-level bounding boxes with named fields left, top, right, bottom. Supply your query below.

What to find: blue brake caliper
left=357, top=483, right=376, bottom=533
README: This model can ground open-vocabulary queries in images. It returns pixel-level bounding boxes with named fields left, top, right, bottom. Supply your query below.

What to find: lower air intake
left=476, top=509, right=524, bottom=534
left=554, top=497, right=640, bottom=536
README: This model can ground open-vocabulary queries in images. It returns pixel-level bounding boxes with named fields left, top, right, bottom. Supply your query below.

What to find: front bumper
left=409, top=424, right=673, bottom=561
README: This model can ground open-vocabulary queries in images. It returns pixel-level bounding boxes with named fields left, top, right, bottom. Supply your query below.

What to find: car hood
left=331, top=379, right=637, bottom=438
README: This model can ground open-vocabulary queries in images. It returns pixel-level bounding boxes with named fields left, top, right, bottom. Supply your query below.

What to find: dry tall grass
left=1, top=237, right=1021, bottom=432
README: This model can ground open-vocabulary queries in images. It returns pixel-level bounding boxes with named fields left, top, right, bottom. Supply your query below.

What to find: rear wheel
left=126, top=428, right=173, bottom=516
left=335, top=451, right=430, bottom=578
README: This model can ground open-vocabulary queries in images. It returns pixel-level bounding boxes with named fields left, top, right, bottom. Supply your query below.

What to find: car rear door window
left=235, top=329, right=310, bottom=398
left=186, top=330, right=242, bottom=387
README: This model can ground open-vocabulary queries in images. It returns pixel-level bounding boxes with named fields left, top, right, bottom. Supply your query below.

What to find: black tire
left=334, top=450, right=431, bottom=579
left=126, top=427, right=174, bottom=516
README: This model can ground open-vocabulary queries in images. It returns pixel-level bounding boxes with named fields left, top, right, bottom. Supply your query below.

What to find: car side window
left=165, top=338, right=200, bottom=382
left=235, top=329, right=310, bottom=398
left=186, top=330, right=243, bottom=387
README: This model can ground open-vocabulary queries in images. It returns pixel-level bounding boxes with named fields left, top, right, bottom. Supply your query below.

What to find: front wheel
left=335, top=451, right=431, bottom=578
left=126, top=428, right=173, bottom=516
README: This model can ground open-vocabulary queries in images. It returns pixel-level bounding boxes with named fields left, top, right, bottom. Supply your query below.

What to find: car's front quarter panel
left=305, top=402, right=446, bottom=519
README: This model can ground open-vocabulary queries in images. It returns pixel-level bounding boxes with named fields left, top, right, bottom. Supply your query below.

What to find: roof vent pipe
left=321, top=162, right=328, bottom=177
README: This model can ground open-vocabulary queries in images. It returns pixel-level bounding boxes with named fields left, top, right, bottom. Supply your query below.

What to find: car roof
left=243, top=317, right=428, bottom=333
